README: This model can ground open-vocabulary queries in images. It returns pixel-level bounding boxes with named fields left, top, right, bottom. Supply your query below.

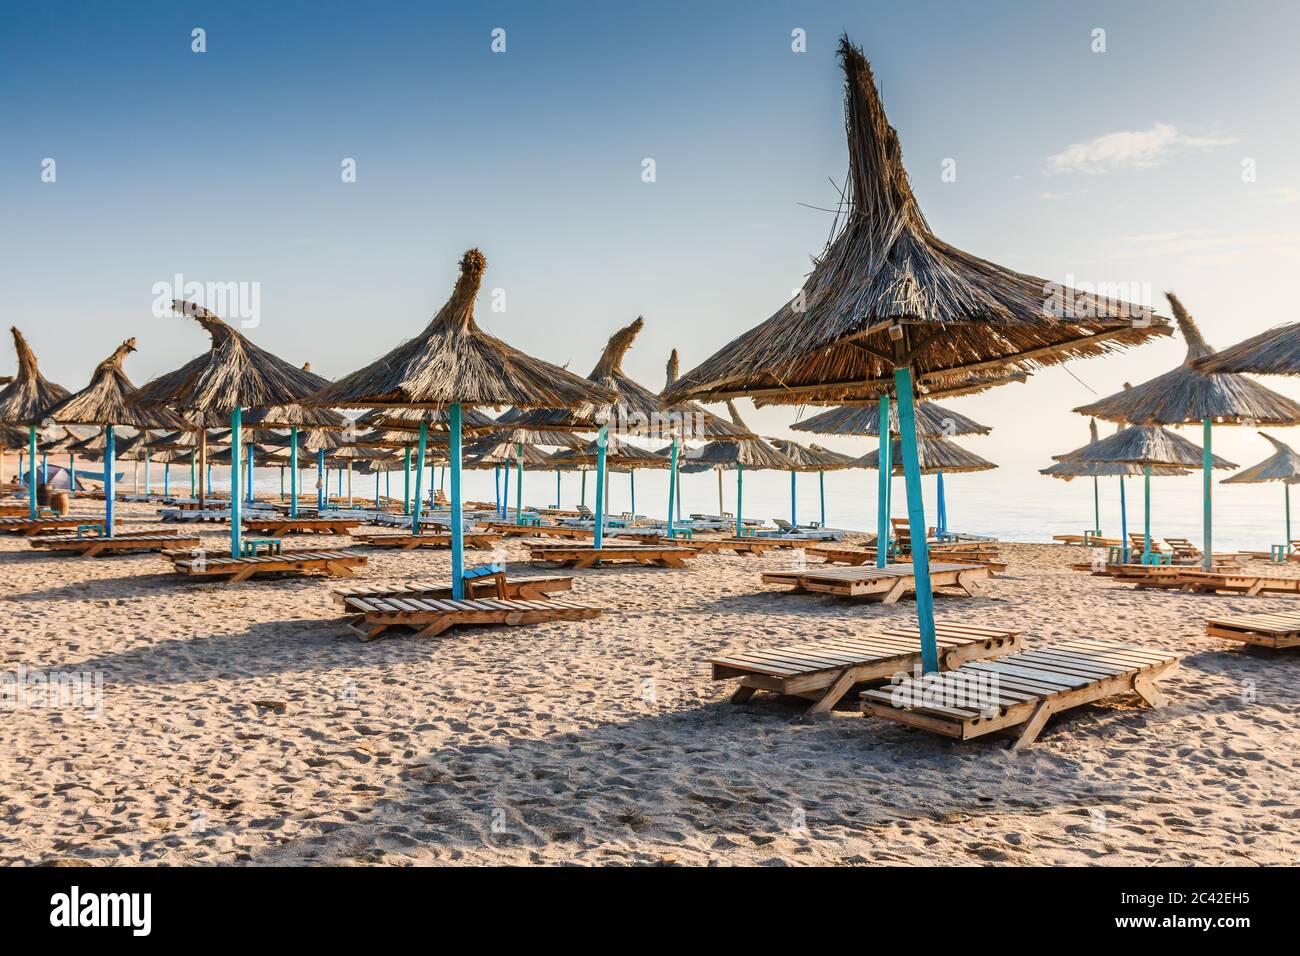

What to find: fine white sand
left=2, top=500, right=1297, bottom=866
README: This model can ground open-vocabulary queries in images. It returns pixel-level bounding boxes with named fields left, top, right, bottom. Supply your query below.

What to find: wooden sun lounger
left=485, top=521, right=589, bottom=538
left=1206, top=610, right=1300, bottom=649
left=527, top=543, right=698, bottom=569
left=169, top=548, right=366, bottom=582
left=0, top=516, right=91, bottom=536
left=1136, top=569, right=1300, bottom=597
left=350, top=530, right=503, bottom=550
left=712, top=622, right=1024, bottom=715
left=341, top=594, right=601, bottom=641
left=761, top=562, right=990, bottom=603
left=680, top=537, right=787, bottom=556
left=28, top=530, right=202, bottom=557
left=331, top=575, right=573, bottom=607
left=861, top=639, right=1179, bottom=750
left=0, top=503, right=34, bottom=516
left=243, top=517, right=359, bottom=536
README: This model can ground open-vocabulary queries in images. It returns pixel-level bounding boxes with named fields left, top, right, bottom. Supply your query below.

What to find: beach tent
left=665, top=37, right=1168, bottom=672
left=1076, top=293, right=1300, bottom=567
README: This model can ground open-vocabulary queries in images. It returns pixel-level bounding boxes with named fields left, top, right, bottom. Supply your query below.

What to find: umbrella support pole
left=164, top=462, right=170, bottom=498
left=449, top=404, right=465, bottom=599
left=593, top=427, right=608, bottom=550
left=555, top=468, right=560, bottom=509
left=403, top=446, right=411, bottom=516
left=580, top=470, right=586, bottom=509
left=1287, top=483, right=1292, bottom=548
left=736, top=462, right=743, bottom=537
left=198, top=431, right=207, bottom=510
left=1143, top=464, right=1152, bottom=564
left=104, top=425, right=115, bottom=536
left=412, top=423, right=428, bottom=534
left=936, top=470, right=946, bottom=537
left=717, top=468, right=724, bottom=517
left=894, top=368, right=938, bottom=674
left=1120, top=477, right=1128, bottom=563
left=1092, top=475, right=1101, bottom=535
left=790, top=470, right=796, bottom=526
left=666, top=439, right=678, bottom=536
left=515, top=449, right=523, bottom=524
left=289, top=426, right=299, bottom=518
left=144, top=456, right=151, bottom=498
left=819, top=470, right=825, bottom=528
left=230, top=408, right=242, bottom=558
left=875, top=395, right=890, bottom=568
left=1202, top=417, right=1212, bottom=569
left=69, top=453, right=75, bottom=499
left=316, top=450, right=325, bottom=512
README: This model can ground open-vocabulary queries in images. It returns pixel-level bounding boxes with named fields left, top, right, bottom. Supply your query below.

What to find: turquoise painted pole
left=247, top=442, right=255, bottom=504
left=450, top=404, right=465, bottom=599
left=1092, top=476, right=1101, bottom=533
left=42, top=452, right=48, bottom=487
left=279, top=466, right=284, bottom=501
left=69, top=452, right=75, bottom=498
left=735, top=462, right=744, bottom=536
left=936, top=471, right=947, bottom=537
left=1120, top=477, right=1129, bottom=563
left=875, top=395, right=890, bottom=567
left=493, top=464, right=501, bottom=516
left=316, top=450, right=325, bottom=511
left=104, top=425, right=115, bottom=535
left=412, top=422, right=428, bottom=534
left=230, top=407, right=242, bottom=558
left=374, top=469, right=379, bottom=508
left=27, top=426, right=36, bottom=518
left=676, top=467, right=682, bottom=522
left=790, top=470, right=797, bottom=525
left=666, top=438, right=679, bottom=536
left=403, top=446, right=411, bottom=515
left=144, top=454, right=151, bottom=499
left=503, top=458, right=511, bottom=518
left=593, top=427, right=608, bottom=549
left=819, top=470, right=825, bottom=528
left=894, top=368, right=938, bottom=674
left=1202, top=417, right=1213, bottom=569
left=1143, top=463, right=1152, bottom=564
left=289, top=426, right=299, bottom=518
left=164, top=462, right=170, bottom=497
left=515, top=447, right=523, bottom=524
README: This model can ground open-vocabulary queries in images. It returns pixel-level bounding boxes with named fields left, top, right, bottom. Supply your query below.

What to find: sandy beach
left=1, top=499, right=1296, bottom=867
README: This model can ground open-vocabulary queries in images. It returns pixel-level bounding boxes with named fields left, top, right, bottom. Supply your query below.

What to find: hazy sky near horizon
left=3, top=0, right=1300, bottom=479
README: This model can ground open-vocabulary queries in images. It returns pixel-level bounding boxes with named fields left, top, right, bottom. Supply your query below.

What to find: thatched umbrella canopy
left=356, top=406, right=501, bottom=434
left=792, top=400, right=990, bottom=437
left=299, top=248, right=615, bottom=589
left=858, top=436, right=996, bottom=476
left=1194, top=323, right=1300, bottom=376
left=1223, top=432, right=1300, bottom=544
left=766, top=438, right=860, bottom=528
left=0, top=328, right=71, bottom=513
left=1075, top=293, right=1300, bottom=566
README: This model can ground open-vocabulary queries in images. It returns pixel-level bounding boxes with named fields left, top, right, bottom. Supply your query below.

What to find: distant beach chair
left=761, top=562, right=989, bottom=603
left=527, top=542, right=697, bottom=569
left=340, top=593, right=601, bottom=641
left=0, top=515, right=90, bottom=536
left=1134, top=568, right=1300, bottom=597
left=350, top=529, right=504, bottom=551
left=28, top=530, right=201, bottom=557
left=861, top=639, right=1179, bottom=750
left=712, top=622, right=1024, bottom=715
left=331, top=574, right=574, bottom=607
left=243, top=517, right=360, bottom=537
left=1205, top=610, right=1300, bottom=649
left=167, top=548, right=366, bottom=583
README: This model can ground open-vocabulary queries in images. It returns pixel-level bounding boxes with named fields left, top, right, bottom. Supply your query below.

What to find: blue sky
left=3, top=0, right=1300, bottom=493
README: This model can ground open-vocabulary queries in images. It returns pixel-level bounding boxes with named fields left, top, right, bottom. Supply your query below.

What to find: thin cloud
left=1095, top=229, right=1300, bottom=265
left=1038, top=189, right=1087, bottom=200
left=1046, top=122, right=1237, bottom=175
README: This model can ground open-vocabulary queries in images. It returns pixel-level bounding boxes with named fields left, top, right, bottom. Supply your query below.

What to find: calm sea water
left=168, top=460, right=1284, bottom=553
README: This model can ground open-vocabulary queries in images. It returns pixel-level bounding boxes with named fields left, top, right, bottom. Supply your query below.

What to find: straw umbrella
left=1195, top=323, right=1300, bottom=377
left=134, top=302, right=345, bottom=556
left=45, top=339, right=186, bottom=534
left=858, top=435, right=995, bottom=543
left=678, top=402, right=795, bottom=534
left=0, top=328, right=71, bottom=518
left=1054, top=424, right=1236, bottom=563
left=765, top=438, right=858, bottom=528
left=466, top=433, right=562, bottom=521
left=548, top=435, right=669, bottom=522
left=1222, top=433, right=1300, bottom=547
left=1075, top=292, right=1300, bottom=567
left=665, top=37, right=1167, bottom=671
left=301, top=248, right=614, bottom=597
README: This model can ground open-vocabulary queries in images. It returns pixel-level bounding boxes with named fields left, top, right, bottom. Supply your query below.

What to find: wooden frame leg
left=880, top=578, right=910, bottom=605
left=414, top=617, right=456, bottom=638
left=1011, top=700, right=1059, bottom=751
left=228, top=566, right=257, bottom=583
left=729, top=685, right=758, bottom=704
left=807, top=668, right=860, bottom=716
left=956, top=571, right=982, bottom=597
left=326, top=562, right=356, bottom=577
left=1132, top=673, right=1167, bottom=708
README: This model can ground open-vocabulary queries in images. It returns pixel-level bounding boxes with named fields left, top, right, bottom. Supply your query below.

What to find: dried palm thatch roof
left=678, top=402, right=797, bottom=473
left=791, top=399, right=990, bottom=437
left=547, top=436, right=670, bottom=470
left=857, top=436, right=996, bottom=475
left=1075, top=293, right=1300, bottom=425
left=659, top=348, right=752, bottom=439
left=766, top=438, right=860, bottom=471
left=304, top=249, right=614, bottom=412
left=664, top=37, right=1168, bottom=408
left=1222, top=433, right=1300, bottom=484
left=753, top=369, right=1028, bottom=408
left=1041, top=420, right=1187, bottom=479
left=48, top=339, right=188, bottom=430
left=1194, top=322, right=1300, bottom=376
left=133, top=303, right=345, bottom=428
left=356, top=406, right=501, bottom=434
left=0, top=328, right=71, bottom=426
left=465, top=437, right=560, bottom=468
left=1054, top=424, right=1236, bottom=469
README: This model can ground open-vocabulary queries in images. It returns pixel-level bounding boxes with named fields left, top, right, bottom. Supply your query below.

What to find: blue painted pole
left=403, top=446, right=411, bottom=515
left=502, top=458, right=511, bottom=518
left=630, top=469, right=636, bottom=517
left=819, top=470, right=826, bottom=528
left=144, top=454, right=151, bottom=499
left=515, top=447, right=523, bottom=524
left=493, top=464, right=501, bottom=516
left=1092, top=475, right=1101, bottom=534
left=875, top=395, right=890, bottom=567
left=247, top=442, right=255, bottom=504
left=450, top=404, right=465, bottom=599
left=104, top=425, right=115, bottom=535
left=412, top=422, right=428, bottom=534
left=289, top=426, right=299, bottom=518
left=790, top=470, right=797, bottom=526
left=230, top=407, right=242, bottom=558
left=936, top=471, right=946, bottom=537
left=894, top=368, right=938, bottom=674
left=69, top=452, right=75, bottom=498
left=735, top=462, right=744, bottom=537
left=1143, top=464, right=1152, bottom=564
left=374, top=468, right=379, bottom=509
left=1202, top=417, right=1213, bottom=569
left=164, top=462, right=170, bottom=497
left=27, top=426, right=37, bottom=518
left=593, top=427, right=608, bottom=549
left=666, top=438, right=679, bottom=536
left=316, top=450, right=325, bottom=511
left=42, top=452, right=48, bottom=487
left=1120, top=477, right=1129, bottom=563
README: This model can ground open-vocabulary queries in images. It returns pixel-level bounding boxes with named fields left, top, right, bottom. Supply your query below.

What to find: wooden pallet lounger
left=485, top=522, right=589, bottom=538
left=1205, top=610, right=1300, bottom=648
left=527, top=543, right=698, bottom=569
left=29, top=530, right=202, bottom=556
left=169, top=548, right=366, bottom=582
left=860, top=639, right=1179, bottom=750
left=242, top=517, right=360, bottom=536
left=712, top=622, right=1024, bottom=715
left=331, top=575, right=573, bottom=606
left=761, top=562, right=990, bottom=603
left=0, top=516, right=91, bottom=536
left=350, top=530, right=503, bottom=550
left=1132, top=569, right=1300, bottom=596
left=341, top=594, right=601, bottom=641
